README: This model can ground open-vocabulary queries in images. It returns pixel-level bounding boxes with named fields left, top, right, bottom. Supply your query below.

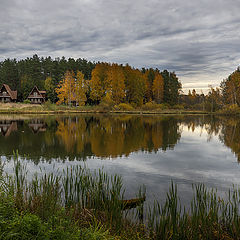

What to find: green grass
left=1, top=153, right=240, bottom=239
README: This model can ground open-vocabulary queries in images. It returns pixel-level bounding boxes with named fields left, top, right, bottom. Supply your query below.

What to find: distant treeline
left=0, top=54, right=182, bottom=106
left=181, top=67, right=240, bottom=112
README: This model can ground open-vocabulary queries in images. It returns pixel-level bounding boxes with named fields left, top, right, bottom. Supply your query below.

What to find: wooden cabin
left=27, top=86, right=46, bottom=104
left=0, top=84, right=17, bottom=103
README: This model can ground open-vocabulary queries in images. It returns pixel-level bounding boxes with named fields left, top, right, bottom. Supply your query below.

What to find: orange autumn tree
left=90, top=63, right=109, bottom=102
left=74, top=71, right=87, bottom=106
left=56, top=70, right=87, bottom=105
left=152, top=72, right=164, bottom=103
left=225, top=70, right=240, bottom=105
left=106, top=64, right=126, bottom=104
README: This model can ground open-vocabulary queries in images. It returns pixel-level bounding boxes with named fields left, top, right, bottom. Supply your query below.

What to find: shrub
left=219, top=104, right=240, bottom=115
left=114, top=103, right=134, bottom=111
left=171, top=104, right=185, bottom=110
left=2, top=214, right=46, bottom=239
left=23, top=99, right=31, bottom=104
left=141, top=102, right=159, bottom=111
left=43, top=100, right=56, bottom=111
left=81, top=223, right=114, bottom=240
left=98, top=93, right=115, bottom=111
left=157, top=103, right=171, bottom=110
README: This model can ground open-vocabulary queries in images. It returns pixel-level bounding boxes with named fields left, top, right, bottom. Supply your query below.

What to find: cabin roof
left=1, top=84, right=17, bottom=100
left=27, top=86, right=46, bottom=99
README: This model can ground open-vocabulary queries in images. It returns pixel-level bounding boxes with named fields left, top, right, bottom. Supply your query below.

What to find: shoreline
left=0, top=103, right=237, bottom=115
left=0, top=109, right=209, bottom=115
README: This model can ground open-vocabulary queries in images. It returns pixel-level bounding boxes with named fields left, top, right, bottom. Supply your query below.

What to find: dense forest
left=1, top=54, right=239, bottom=112
left=0, top=55, right=95, bottom=102
left=0, top=54, right=181, bottom=106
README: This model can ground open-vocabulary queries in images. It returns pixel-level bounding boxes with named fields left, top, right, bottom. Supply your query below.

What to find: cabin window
left=34, top=92, right=37, bottom=97
left=3, top=91, right=7, bottom=96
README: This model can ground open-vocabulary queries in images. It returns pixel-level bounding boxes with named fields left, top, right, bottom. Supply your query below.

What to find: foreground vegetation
left=1, top=154, right=240, bottom=239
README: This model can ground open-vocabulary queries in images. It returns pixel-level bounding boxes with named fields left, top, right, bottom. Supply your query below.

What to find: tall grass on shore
left=1, top=153, right=240, bottom=239
left=147, top=183, right=240, bottom=239
left=10, top=153, right=127, bottom=231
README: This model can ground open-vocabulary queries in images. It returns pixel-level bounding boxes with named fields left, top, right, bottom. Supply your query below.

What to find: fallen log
left=121, top=196, right=146, bottom=210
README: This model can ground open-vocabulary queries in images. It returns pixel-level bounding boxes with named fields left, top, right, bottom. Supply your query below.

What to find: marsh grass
left=147, top=183, right=240, bottom=239
left=1, top=153, right=240, bottom=239
left=10, top=155, right=126, bottom=231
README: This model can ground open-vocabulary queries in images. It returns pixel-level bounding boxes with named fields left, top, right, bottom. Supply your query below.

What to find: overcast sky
left=0, top=0, right=240, bottom=93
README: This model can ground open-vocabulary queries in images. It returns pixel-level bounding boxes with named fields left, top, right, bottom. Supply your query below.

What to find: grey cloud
left=0, top=0, right=240, bottom=91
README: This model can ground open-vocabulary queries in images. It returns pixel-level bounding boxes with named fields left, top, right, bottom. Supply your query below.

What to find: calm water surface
left=0, top=114, right=240, bottom=205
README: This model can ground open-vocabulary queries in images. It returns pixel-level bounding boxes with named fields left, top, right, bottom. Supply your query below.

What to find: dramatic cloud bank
left=0, top=0, right=240, bottom=92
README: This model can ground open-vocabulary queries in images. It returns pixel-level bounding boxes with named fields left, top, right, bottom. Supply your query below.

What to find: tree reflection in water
left=0, top=114, right=240, bottom=163
left=0, top=115, right=181, bottom=163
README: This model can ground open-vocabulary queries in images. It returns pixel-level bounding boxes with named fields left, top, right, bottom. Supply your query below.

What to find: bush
left=187, top=103, right=205, bottom=110
left=43, top=100, right=56, bottom=111
left=98, top=93, right=115, bottom=111
left=23, top=99, right=31, bottom=104
left=81, top=224, right=114, bottom=240
left=114, top=103, right=134, bottom=111
left=1, top=214, right=46, bottom=239
left=219, top=104, right=240, bottom=115
left=141, top=102, right=159, bottom=111
left=157, top=103, right=171, bottom=110
left=171, top=104, right=185, bottom=110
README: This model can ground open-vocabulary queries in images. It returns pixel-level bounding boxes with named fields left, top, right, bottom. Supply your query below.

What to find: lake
left=0, top=114, right=240, bottom=206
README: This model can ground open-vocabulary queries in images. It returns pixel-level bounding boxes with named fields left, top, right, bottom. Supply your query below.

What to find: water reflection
left=0, top=114, right=240, bottom=164
left=28, top=119, right=47, bottom=134
left=1, top=114, right=240, bottom=207
left=219, top=117, right=240, bottom=162
left=0, top=120, right=18, bottom=136
left=56, top=115, right=182, bottom=157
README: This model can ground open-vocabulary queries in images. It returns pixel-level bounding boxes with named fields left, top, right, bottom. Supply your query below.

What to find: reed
left=147, top=182, right=240, bottom=239
left=1, top=154, right=240, bottom=239
left=7, top=154, right=127, bottom=232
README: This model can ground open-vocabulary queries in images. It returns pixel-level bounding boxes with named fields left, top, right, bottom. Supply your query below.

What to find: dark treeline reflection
left=0, top=115, right=181, bottom=163
left=179, top=115, right=240, bottom=161
left=219, top=117, right=240, bottom=162
left=1, top=114, right=240, bottom=163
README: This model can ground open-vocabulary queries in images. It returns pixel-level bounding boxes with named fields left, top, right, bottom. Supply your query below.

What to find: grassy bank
left=0, top=102, right=208, bottom=115
left=1, top=154, right=240, bottom=239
